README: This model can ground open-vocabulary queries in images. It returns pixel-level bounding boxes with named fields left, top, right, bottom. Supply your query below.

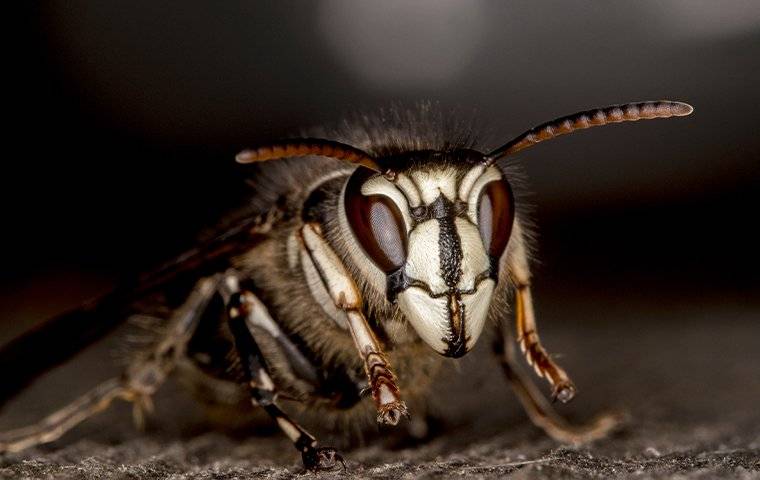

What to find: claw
left=336, top=453, right=347, bottom=471
left=302, top=446, right=346, bottom=472
left=377, top=400, right=409, bottom=426
left=551, top=381, right=577, bottom=404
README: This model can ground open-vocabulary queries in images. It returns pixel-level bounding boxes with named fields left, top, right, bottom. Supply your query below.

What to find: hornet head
left=236, top=100, right=694, bottom=357
left=342, top=150, right=514, bottom=357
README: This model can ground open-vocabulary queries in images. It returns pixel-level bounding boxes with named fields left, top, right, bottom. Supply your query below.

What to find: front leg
left=223, top=279, right=344, bottom=472
left=299, top=222, right=407, bottom=425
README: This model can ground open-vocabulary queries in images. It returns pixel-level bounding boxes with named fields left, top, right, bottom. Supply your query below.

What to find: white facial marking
left=458, top=165, right=485, bottom=201
left=467, top=166, right=503, bottom=224
left=462, top=279, right=494, bottom=350
left=361, top=175, right=413, bottom=232
left=454, top=217, right=489, bottom=291
left=404, top=219, right=447, bottom=294
left=410, top=168, right=458, bottom=204
left=341, top=165, right=504, bottom=357
left=394, top=173, right=421, bottom=207
left=397, top=287, right=450, bottom=353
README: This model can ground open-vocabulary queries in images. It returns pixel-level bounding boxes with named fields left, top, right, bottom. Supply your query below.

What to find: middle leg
left=222, top=274, right=344, bottom=471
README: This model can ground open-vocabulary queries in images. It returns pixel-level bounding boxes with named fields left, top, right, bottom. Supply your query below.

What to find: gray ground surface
left=1, top=291, right=759, bottom=479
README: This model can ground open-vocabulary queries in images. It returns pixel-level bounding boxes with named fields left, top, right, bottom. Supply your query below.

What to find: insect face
left=344, top=151, right=515, bottom=357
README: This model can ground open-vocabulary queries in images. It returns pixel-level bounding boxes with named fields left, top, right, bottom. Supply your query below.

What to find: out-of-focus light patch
left=317, top=0, right=487, bottom=90
left=652, top=0, right=760, bottom=40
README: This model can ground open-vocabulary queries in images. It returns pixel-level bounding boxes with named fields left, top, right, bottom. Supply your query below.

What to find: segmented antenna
left=485, top=100, right=694, bottom=165
left=236, top=138, right=382, bottom=173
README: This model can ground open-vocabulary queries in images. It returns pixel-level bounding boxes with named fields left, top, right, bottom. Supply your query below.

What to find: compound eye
left=477, top=179, right=515, bottom=258
left=345, top=171, right=408, bottom=272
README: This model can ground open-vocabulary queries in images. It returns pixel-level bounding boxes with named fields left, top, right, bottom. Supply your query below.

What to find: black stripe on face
left=431, top=194, right=469, bottom=357
left=443, top=292, right=468, bottom=358
left=431, top=195, right=463, bottom=290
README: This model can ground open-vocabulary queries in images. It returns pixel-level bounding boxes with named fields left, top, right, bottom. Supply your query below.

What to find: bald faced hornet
left=0, top=101, right=692, bottom=470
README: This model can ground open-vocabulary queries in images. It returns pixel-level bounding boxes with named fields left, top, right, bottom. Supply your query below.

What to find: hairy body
left=0, top=101, right=692, bottom=470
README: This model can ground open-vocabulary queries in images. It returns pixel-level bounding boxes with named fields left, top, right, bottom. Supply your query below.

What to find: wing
left=0, top=206, right=283, bottom=408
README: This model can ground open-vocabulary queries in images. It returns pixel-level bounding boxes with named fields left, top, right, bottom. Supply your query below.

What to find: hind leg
left=0, top=276, right=219, bottom=453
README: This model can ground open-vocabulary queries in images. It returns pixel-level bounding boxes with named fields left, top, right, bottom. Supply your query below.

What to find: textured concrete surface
left=1, top=292, right=758, bottom=479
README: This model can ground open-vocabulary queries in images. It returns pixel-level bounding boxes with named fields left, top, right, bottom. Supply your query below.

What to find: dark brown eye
left=345, top=169, right=408, bottom=273
left=477, top=179, right=515, bottom=258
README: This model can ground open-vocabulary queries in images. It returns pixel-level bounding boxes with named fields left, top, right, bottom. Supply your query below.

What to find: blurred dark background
left=1, top=3, right=759, bottom=476
left=2, top=1, right=759, bottom=349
